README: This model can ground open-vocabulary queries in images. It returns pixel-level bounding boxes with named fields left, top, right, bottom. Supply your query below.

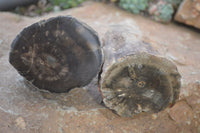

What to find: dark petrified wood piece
left=99, top=26, right=181, bottom=117
left=9, top=16, right=102, bottom=93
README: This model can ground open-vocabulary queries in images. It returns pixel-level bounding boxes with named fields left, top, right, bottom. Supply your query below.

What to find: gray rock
left=0, top=0, right=37, bottom=11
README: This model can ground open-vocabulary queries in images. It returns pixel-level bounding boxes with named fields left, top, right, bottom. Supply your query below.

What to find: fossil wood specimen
left=99, top=25, right=181, bottom=117
left=9, top=16, right=103, bottom=93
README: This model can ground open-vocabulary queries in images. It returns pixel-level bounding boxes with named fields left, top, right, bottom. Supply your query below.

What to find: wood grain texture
left=99, top=26, right=181, bottom=117
left=9, top=16, right=103, bottom=93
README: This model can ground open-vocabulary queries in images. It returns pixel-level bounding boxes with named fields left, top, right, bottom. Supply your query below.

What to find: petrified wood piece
left=99, top=26, right=181, bottom=117
left=9, top=16, right=102, bottom=93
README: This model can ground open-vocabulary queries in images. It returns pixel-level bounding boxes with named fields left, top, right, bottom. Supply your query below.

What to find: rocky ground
left=0, top=1, right=200, bottom=133
left=175, top=0, right=200, bottom=29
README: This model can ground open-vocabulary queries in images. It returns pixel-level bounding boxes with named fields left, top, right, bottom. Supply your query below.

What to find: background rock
left=175, top=0, right=200, bottom=29
left=0, top=0, right=37, bottom=11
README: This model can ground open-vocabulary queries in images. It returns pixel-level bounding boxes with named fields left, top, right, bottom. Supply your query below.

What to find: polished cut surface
left=100, top=53, right=181, bottom=117
left=9, top=16, right=102, bottom=93
left=99, top=26, right=181, bottom=117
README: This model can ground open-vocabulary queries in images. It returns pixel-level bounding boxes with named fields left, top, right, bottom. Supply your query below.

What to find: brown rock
left=15, top=117, right=26, bottom=130
left=175, top=0, right=200, bottom=29
left=0, top=1, right=200, bottom=133
left=169, top=101, right=199, bottom=133
left=169, top=101, right=193, bottom=125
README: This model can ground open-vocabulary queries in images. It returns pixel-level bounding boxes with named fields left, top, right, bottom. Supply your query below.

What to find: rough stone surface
left=0, top=1, right=200, bottom=133
left=175, top=0, right=200, bottom=29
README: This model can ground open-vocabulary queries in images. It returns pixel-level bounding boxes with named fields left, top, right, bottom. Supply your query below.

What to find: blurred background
left=0, top=0, right=199, bottom=29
